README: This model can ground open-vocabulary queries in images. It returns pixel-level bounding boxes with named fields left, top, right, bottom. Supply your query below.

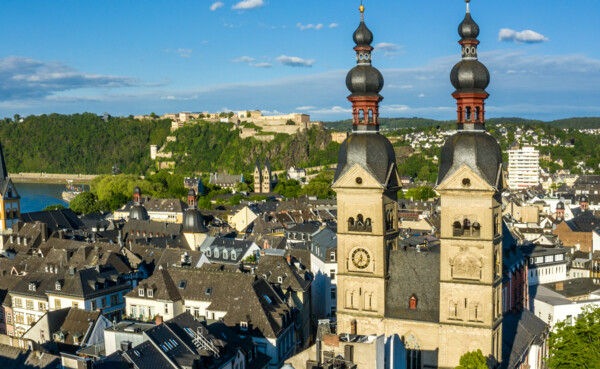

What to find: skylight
left=264, top=295, right=272, bottom=304
left=179, top=280, right=187, bottom=289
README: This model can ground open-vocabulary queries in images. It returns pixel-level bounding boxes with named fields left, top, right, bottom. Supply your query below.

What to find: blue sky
left=0, top=0, right=599, bottom=121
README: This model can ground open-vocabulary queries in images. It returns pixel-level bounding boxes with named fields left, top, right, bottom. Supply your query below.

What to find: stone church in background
left=332, top=1, right=504, bottom=368
left=254, top=158, right=276, bottom=193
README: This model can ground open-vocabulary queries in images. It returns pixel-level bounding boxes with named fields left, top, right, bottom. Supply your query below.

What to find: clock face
left=352, top=248, right=370, bottom=269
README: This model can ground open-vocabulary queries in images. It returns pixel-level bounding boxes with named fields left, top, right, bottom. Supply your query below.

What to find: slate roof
left=0, top=344, right=60, bottom=369
left=119, top=197, right=187, bottom=215
left=311, top=228, right=337, bottom=263
left=126, top=267, right=182, bottom=302
left=56, top=308, right=101, bottom=345
left=502, top=310, right=548, bottom=369
left=385, top=245, right=440, bottom=322
left=159, top=268, right=292, bottom=339
left=123, top=220, right=182, bottom=240
left=50, top=265, right=129, bottom=299
left=20, top=208, right=84, bottom=231
left=200, top=237, right=256, bottom=264
left=254, top=255, right=311, bottom=292
left=542, top=278, right=600, bottom=298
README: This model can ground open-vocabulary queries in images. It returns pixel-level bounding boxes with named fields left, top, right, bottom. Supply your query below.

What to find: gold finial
left=359, top=2, right=365, bottom=21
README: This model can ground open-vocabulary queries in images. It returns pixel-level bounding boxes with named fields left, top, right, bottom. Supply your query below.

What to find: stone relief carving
left=450, top=251, right=483, bottom=280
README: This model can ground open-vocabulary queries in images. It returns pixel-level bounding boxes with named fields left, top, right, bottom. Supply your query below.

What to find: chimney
left=555, top=282, right=564, bottom=291
left=286, top=254, right=292, bottom=265
left=155, top=315, right=163, bottom=325
left=40, top=222, right=48, bottom=243
left=350, top=319, right=357, bottom=335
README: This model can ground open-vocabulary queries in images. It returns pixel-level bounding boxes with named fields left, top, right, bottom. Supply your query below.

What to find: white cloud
left=209, top=1, right=224, bottom=11
left=161, top=95, right=198, bottom=101
left=328, top=23, right=339, bottom=28
left=252, top=62, right=272, bottom=68
left=276, top=55, right=315, bottom=68
left=374, top=42, right=403, bottom=58
left=233, top=56, right=255, bottom=63
left=297, top=23, right=324, bottom=31
left=498, top=28, right=549, bottom=44
left=418, top=93, right=425, bottom=98
left=295, top=106, right=316, bottom=111
left=0, top=56, right=137, bottom=101
left=305, top=106, right=352, bottom=115
left=232, top=0, right=264, bottom=10
left=176, top=49, right=192, bottom=58
left=233, top=56, right=271, bottom=68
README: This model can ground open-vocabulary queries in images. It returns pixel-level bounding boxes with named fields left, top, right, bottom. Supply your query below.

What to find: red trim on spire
left=348, top=95, right=383, bottom=128
left=452, top=92, right=489, bottom=125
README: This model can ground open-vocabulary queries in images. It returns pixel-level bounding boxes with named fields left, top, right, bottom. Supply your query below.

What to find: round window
left=356, top=177, right=363, bottom=184
left=462, top=178, right=471, bottom=187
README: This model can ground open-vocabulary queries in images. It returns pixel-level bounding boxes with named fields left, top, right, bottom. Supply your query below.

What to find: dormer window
left=231, top=252, right=236, bottom=260
left=147, top=289, right=153, bottom=298
left=240, top=321, right=248, bottom=331
left=409, top=295, right=418, bottom=310
left=223, top=250, right=228, bottom=259
left=138, top=289, right=145, bottom=297
left=206, top=249, right=211, bottom=257
left=214, top=249, right=219, bottom=258
left=28, top=282, right=36, bottom=291
left=55, top=282, right=61, bottom=291
left=278, top=276, right=283, bottom=283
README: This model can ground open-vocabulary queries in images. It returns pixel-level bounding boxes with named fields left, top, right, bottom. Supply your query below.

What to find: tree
left=547, top=305, right=600, bottom=369
left=273, top=179, right=302, bottom=199
left=455, top=350, right=489, bottom=369
left=44, top=204, right=65, bottom=211
left=300, top=171, right=336, bottom=199
left=286, top=119, right=296, bottom=125
left=234, top=181, right=251, bottom=193
left=150, top=112, right=158, bottom=119
left=69, top=192, right=99, bottom=214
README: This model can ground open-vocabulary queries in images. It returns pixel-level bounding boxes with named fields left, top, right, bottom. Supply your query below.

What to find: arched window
left=453, top=221, right=463, bottom=236
left=476, top=106, right=481, bottom=122
left=368, top=109, right=373, bottom=124
left=409, top=295, right=417, bottom=310
left=465, top=106, right=472, bottom=122
left=472, top=222, right=481, bottom=237
left=361, top=110, right=366, bottom=123
left=356, top=214, right=364, bottom=225
left=365, top=218, right=372, bottom=227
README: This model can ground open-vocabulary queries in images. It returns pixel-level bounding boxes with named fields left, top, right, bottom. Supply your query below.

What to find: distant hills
left=323, top=117, right=600, bottom=130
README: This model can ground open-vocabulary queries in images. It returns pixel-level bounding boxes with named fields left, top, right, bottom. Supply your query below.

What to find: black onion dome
left=450, top=60, right=490, bottom=94
left=580, top=194, right=588, bottom=202
left=182, top=208, right=208, bottom=233
left=346, top=66, right=384, bottom=96
left=458, top=13, right=480, bottom=40
left=334, top=133, right=398, bottom=188
left=133, top=186, right=141, bottom=195
left=353, top=21, right=373, bottom=47
left=437, top=131, right=504, bottom=189
left=556, top=201, right=565, bottom=210
left=130, top=205, right=149, bottom=221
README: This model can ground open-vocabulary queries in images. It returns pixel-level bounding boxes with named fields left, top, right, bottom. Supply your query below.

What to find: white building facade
left=508, top=146, right=540, bottom=189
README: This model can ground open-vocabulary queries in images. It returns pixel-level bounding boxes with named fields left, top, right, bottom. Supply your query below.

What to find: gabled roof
left=502, top=310, right=548, bottom=369
left=56, top=308, right=101, bottom=346
left=20, top=209, right=84, bottom=231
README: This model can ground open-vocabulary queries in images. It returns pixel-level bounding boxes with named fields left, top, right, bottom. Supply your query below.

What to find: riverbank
left=10, top=173, right=98, bottom=184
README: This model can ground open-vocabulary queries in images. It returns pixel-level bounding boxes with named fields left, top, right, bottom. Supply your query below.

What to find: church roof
left=385, top=245, right=440, bottom=323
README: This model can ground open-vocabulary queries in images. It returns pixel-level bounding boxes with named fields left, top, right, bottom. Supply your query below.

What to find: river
left=16, top=182, right=86, bottom=213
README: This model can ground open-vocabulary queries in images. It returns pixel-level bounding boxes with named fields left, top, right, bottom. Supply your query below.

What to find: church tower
left=0, top=142, right=20, bottom=231
left=436, top=1, right=505, bottom=366
left=333, top=4, right=401, bottom=334
left=253, top=159, right=262, bottom=193
left=262, top=158, right=272, bottom=193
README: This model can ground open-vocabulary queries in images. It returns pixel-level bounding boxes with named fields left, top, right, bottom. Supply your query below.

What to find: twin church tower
left=333, top=1, right=505, bottom=368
